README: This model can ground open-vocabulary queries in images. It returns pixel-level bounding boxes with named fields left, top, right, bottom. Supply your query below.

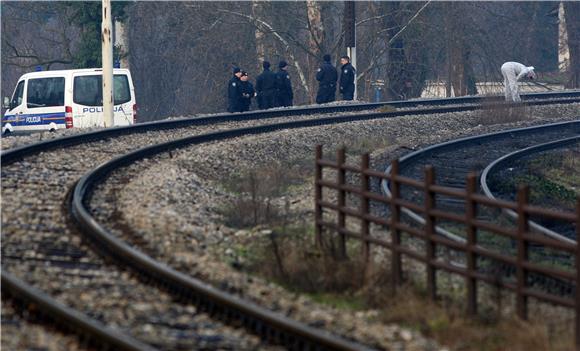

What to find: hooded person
left=501, top=62, right=536, bottom=103
left=275, top=60, right=293, bottom=107
left=255, top=61, right=277, bottom=109
left=227, top=67, right=243, bottom=113
left=316, top=54, right=338, bottom=104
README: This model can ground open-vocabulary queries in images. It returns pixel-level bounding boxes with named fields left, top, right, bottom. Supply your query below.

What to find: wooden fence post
left=425, top=166, right=437, bottom=301
left=315, top=145, right=323, bottom=249
left=575, top=197, right=580, bottom=350
left=390, top=160, right=403, bottom=289
left=466, top=173, right=478, bottom=316
left=516, top=186, right=530, bottom=320
left=360, top=154, right=371, bottom=284
left=337, top=148, right=347, bottom=259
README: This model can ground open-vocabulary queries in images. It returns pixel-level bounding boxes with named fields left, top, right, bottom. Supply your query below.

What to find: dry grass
left=244, top=228, right=369, bottom=293
left=219, top=157, right=576, bottom=350
left=219, top=162, right=306, bottom=228
left=376, top=284, right=572, bottom=351
left=474, top=99, right=531, bottom=125
left=240, top=227, right=576, bottom=350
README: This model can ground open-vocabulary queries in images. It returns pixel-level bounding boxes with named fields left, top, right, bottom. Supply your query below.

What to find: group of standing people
left=227, top=60, right=293, bottom=113
left=228, top=57, right=536, bottom=112
left=316, top=54, right=355, bottom=104
left=227, top=54, right=356, bottom=113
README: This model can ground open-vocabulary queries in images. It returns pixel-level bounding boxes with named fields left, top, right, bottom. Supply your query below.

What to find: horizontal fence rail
left=314, top=145, right=580, bottom=348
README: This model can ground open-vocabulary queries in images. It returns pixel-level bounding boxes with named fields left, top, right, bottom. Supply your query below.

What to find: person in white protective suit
left=501, top=62, right=536, bottom=102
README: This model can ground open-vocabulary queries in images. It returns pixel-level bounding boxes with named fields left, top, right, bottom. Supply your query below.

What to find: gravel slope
left=91, top=103, right=579, bottom=350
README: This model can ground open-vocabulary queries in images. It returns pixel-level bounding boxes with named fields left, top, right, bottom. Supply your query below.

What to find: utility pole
left=102, top=0, right=114, bottom=127
left=344, top=1, right=356, bottom=99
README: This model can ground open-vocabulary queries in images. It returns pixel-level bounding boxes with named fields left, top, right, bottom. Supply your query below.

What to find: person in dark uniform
left=255, top=61, right=277, bottom=109
left=316, top=54, right=338, bottom=104
left=227, top=67, right=243, bottom=113
left=339, top=55, right=355, bottom=101
left=239, top=71, right=255, bottom=112
left=275, top=60, right=293, bottom=107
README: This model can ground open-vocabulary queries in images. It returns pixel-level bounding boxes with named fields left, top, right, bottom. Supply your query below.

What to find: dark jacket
left=227, top=75, right=242, bottom=113
left=239, top=80, right=255, bottom=112
left=275, top=70, right=293, bottom=107
left=316, top=61, right=338, bottom=104
left=255, top=68, right=277, bottom=109
left=339, top=62, right=355, bottom=100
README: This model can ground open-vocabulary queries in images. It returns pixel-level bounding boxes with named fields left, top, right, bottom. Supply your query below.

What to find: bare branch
left=388, top=1, right=431, bottom=45
left=218, top=9, right=311, bottom=94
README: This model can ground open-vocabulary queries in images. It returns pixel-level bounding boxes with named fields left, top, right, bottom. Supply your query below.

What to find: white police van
left=2, top=68, right=136, bottom=133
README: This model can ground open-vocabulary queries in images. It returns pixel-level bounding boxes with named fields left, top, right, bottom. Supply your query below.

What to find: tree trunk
left=252, top=0, right=266, bottom=67
left=445, top=2, right=453, bottom=97
left=114, top=20, right=129, bottom=69
left=446, top=3, right=477, bottom=97
left=558, top=2, right=569, bottom=72
left=306, top=0, right=324, bottom=55
left=564, top=1, right=580, bottom=88
left=306, top=0, right=324, bottom=102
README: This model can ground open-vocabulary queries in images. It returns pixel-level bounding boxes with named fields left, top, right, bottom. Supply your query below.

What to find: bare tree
left=564, top=1, right=580, bottom=88
left=1, top=3, right=79, bottom=100
left=252, top=0, right=267, bottom=65
left=5, top=2, right=571, bottom=120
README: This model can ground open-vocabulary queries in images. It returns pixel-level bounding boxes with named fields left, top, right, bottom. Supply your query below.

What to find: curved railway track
left=2, top=92, right=579, bottom=350
left=381, top=120, right=579, bottom=298
left=481, top=136, right=580, bottom=242
left=384, top=120, right=579, bottom=211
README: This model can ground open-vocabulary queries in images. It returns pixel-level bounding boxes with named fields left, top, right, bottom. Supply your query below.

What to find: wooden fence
left=314, top=145, right=580, bottom=347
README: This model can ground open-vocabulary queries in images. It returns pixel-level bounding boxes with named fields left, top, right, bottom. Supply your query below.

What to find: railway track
left=2, top=92, right=579, bottom=350
left=381, top=120, right=579, bottom=297
left=384, top=120, right=579, bottom=210
left=481, top=136, right=580, bottom=241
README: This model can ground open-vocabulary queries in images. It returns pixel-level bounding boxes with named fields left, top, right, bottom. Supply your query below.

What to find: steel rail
left=71, top=119, right=401, bottom=350
left=1, top=271, right=156, bottom=351
left=3, top=92, right=579, bottom=350
left=3, top=91, right=579, bottom=164
left=381, top=120, right=580, bottom=241
left=480, top=136, right=580, bottom=243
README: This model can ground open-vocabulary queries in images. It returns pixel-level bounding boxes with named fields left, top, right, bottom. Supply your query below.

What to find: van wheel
left=49, top=128, right=56, bottom=132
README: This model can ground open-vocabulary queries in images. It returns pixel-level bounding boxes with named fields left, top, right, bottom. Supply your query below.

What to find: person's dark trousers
left=277, top=95, right=292, bottom=107
left=316, top=84, right=336, bottom=104
left=342, top=89, right=354, bottom=100
left=260, top=93, right=275, bottom=109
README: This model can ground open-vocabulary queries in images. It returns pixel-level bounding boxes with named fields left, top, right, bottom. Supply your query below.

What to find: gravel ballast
left=90, top=103, right=579, bottom=350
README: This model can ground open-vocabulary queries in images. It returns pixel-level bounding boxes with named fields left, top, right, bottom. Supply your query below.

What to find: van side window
left=27, top=77, right=65, bottom=108
left=113, top=75, right=131, bottom=105
left=74, top=74, right=131, bottom=106
left=10, top=81, right=25, bottom=109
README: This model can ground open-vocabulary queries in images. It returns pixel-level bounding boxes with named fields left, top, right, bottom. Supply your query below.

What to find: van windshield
left=10, top=80, right=25, bottom=109
left=73, top=75, right=131, bottom=106
left=27, top=77, right=65, bottom=108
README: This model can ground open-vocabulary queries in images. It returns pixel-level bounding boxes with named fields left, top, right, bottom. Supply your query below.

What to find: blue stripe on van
left=2, top=112, right=66, bottom=126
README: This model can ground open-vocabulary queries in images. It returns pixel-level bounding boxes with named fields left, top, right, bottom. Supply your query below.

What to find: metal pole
left=102, top=0, right=114, bottom=128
